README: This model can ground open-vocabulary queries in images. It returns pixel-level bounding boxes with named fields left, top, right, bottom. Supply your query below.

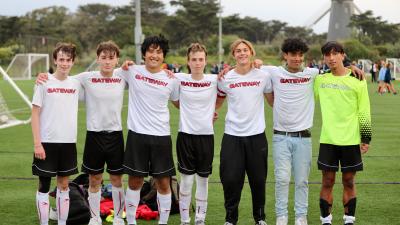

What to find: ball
left=0, top=115, right=9, bottom=123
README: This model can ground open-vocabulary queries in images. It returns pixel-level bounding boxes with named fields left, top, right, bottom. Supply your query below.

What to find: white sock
left=195, top=175, right=208, bottom=222
left=125, top=188, right=140, bottom=224
left=179, top=174, right=194, bottom=223
left=36, top=191, right=49, bottom=225
left=57, top=188, right=70, bottom=225
left=88, top=190, right=101, bottom=219
left=157, top=191, right=171, bottom=224
left=112, top=186, right=125, bottom=220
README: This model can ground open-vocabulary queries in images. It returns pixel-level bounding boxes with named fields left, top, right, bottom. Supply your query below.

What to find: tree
left=349, top=10, right=400, bottom=45
left=0, top=16, right=24, bottom=45
left=164, top=0, right=219, bottom=48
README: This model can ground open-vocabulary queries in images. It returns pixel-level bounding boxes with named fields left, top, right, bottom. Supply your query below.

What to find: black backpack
left=140, top=176, right=180, bottom=214
left=50, top=174, right=91, bottom=225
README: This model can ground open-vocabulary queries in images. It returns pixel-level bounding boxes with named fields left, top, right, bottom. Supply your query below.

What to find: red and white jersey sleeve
left=175, top=73, right=218, bottom=135
left=261, top=66, right=319, bottom=132
left=115, top=65, right=179, bottom=136
left=217, top=68, right=272, bottom=136
left=74, top=71, right=126, bottom=131
left=32, top=74, right=82, bottom=143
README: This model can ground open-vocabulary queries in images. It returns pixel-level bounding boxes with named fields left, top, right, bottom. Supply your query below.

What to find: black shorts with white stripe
left=81, top=130, right=125, bottom=175
left=32, top=143, right=78, bottom=177
left=123, top=130, right=176, bottom=177
left=317, top=143, right=363, bottom=172
left=176, top=132, right=214, bottom=177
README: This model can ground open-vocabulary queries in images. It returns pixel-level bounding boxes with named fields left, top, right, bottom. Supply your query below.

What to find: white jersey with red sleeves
left=217, top=68, right=272, bottom=136
left=175, top=73, right=218, bottom=135
left=32, top=74, right=82, bottom=143
left=116, top=65, right=179, bottom=136
left=261, top=66, right=319, bottom=132
left=73, top=71, right=126, bottom=131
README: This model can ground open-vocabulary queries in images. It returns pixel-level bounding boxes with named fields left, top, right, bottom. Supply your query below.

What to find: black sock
left=344, top=197, right=357, bottom=216
left=320, top=198, right=332, bottom=218
left=38, top=176, right=51, bottom=193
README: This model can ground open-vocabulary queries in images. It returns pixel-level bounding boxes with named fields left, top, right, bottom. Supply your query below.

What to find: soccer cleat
left=320, top=214, right=332, bottom=225
left=195, top=220, right=206, bottom=225
left=295, top=216, right=308, bottom=225
left=276, top=216, right=288, bottom=225
left=343, top=214, right=355, bottom=225
left=113, top=217, right=126, bottom=225
left=224, top=222, right=234, bottom=225
left=88, top=217, right=103, bottom=225
left=255, top=220, right=267, bottom=225
left=180, top=222, right=190, bottom=225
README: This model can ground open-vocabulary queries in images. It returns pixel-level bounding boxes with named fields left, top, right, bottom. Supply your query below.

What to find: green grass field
left=0, top=78, right=399, bottom=225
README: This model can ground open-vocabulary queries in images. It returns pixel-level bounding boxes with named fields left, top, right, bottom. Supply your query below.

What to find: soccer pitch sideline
left=0, top=79, right=399, bottom=225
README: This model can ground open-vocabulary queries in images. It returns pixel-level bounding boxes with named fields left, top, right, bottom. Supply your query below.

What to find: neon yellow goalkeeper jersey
left=314, top=71, right=372, bottom=145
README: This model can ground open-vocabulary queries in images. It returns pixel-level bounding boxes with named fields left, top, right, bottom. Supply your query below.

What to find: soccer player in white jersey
left=260, top=38, right=319, bottom=225
left=216, top=39, right=273, bottom=225
left=36, top=41, right=127, bottom=225
left=173, top=43, right=218, bottom=225
left=77, top=41, right=126, bottom=225
left=115, top=35, right=179, bottom=225
left=32, top=43, right=81, bottom=225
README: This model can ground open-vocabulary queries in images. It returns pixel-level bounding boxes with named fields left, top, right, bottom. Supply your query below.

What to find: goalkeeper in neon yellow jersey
left=314, top=41, right=371, bottom=225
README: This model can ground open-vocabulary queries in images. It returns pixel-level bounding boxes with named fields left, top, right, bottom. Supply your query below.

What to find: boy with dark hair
left=116, top=34, right=179, bottom=225
left=76, top=41, right=126, bottom=225
left=260, top=38, right=318, bottom=225
left=36, top=40, right=127, bottom=225
left=315, top=41, right=371, bottom=225
left=32, top=42, right=81, bottom=225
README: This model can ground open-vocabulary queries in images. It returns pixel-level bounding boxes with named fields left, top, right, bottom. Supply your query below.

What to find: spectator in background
left=377, top=60, right=387, bottom=94
left=384, top=62, right=397, bottom=95
left=370, top=62, right=378, bottom=83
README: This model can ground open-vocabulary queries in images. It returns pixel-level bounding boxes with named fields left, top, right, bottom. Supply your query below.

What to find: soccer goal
left=5, top=53, right=49, bottom=80
left=386, top=58, right=400, bottom=80
left=0, top=66, right=32, bottom=129
left=358, top=59, right=373, bottom=75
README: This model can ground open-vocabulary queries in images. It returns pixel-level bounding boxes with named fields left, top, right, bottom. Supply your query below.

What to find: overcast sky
left=0, top=0, right=399, bottom=34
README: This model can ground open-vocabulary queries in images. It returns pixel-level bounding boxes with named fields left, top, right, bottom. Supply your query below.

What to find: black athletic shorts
left=81, top=131, right=124, bottom=175
left=176, top=132, right=214, bottom=177
left=32, top=143, right=78, bottom=177
left=317, top=143, right=363, bottom=172
left=123, top=130, right=175, bottom=177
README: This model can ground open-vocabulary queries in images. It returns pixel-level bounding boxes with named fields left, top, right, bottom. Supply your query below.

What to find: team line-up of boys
left=31, top=35, right=371, bottom=225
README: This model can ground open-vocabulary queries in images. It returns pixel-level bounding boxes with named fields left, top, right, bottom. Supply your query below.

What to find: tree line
left=0, top=0, right=399, bottom=64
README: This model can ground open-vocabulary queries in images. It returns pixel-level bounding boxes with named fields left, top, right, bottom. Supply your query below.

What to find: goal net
left=5, top=53, right=49, bottom=80
left=386, top=58, right=400, bottom=80
left=357, top=59, right=373, bottom=75
left=0, top=66, right=32, bottom=129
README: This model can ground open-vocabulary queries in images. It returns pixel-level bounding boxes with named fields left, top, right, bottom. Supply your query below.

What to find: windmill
left=306, top=0, right=362, bottom=41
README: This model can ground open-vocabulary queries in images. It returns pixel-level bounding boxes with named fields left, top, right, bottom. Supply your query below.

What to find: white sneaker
left=224, top=222, right=234, bottom=225
left=49, top=207, right=57, bottom=221
left=276, top=216, right=288, bottom=225
left=295, top=216, right=308, bottom=225
left=113, top=217, right=126, bottom=225
left=88, top=217, right=103, bottom=225
left=256, top=220, right=267, bottom=225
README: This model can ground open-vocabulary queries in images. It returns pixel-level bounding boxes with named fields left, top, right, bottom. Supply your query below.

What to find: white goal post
left=0, top=66, right=32, bottom=129
left=357, top=59, right=373, bottom=75
left=5, top=53, right=49, bottom=80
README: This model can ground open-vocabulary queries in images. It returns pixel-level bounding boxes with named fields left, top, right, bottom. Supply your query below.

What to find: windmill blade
left=305, top=1, right=331, bottom=28
left=353, top=3, right=362, bottom=14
